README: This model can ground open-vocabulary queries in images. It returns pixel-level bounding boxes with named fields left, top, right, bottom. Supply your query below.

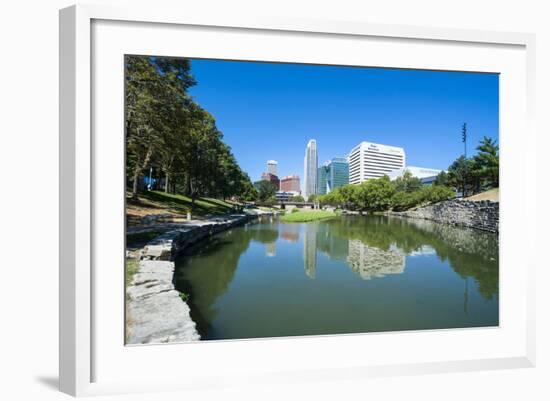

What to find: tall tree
left=125, top=56, right=166, bottom=198
left=473, top=136, right=499, bottom=188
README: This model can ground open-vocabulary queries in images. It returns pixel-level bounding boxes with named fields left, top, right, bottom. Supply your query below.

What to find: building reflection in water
left=265, top=242, right=276, bottom=257
left=346, top=240, right=406, bottom=280
left=280, top=225, right=300, bottom=243
left=303, top=223, right=317, bottom=279
left=302, top=224, right=407, bottom=281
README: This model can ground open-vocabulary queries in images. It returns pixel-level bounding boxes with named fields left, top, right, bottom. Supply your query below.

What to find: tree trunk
left=131, top=146, right=153, bottom=199
left=131, top=168, right=140, bottom=199
left=165, top=173, right=169, bottom=193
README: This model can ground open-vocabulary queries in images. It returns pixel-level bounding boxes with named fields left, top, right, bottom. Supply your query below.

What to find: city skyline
left=187, top=59, right=499, bottom=183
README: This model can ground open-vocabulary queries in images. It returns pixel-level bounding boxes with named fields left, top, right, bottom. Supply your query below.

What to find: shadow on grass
left=129, top=190, right=233, bottom=216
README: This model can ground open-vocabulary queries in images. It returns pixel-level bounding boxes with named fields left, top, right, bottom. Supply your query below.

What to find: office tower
left=267, top=160, right=278, bottom=176
left=317, top=157, right=349, bottom=195
left=348, top=142, right=405, bottom=184
left=303, top=139, right=318, bottom=198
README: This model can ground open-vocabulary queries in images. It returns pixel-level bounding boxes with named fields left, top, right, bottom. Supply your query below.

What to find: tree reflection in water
left=314, top=215, right=498, bottom=300
left=174, top=214, right=498, bottom=339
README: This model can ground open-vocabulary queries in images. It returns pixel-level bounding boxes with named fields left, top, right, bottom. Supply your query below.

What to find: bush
left=391, top=191, right=420, bottom=211
left=418, top=185, right=455, bottom=204
left=291, top=208, right=300, bottom=213
left=391, top=185, right=455, bottom=211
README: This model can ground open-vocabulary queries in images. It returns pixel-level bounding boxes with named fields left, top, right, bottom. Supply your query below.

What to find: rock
left=391, top=199, right=498, bottom=233
left=126, top=213, right=259, bottom=344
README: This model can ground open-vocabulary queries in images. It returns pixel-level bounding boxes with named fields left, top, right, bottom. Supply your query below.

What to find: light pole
left=462, top=123, right=467, bottom=197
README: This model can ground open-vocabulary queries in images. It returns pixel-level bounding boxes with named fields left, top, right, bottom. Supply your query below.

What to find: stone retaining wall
left=390, top=199, right=499, bottom=233
left=126, top=214, right=261, bottom=344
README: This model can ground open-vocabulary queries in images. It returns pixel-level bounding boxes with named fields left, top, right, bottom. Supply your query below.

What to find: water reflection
left=346, top=240, right=405, bottom=280
left=174, top=215, right=499, bottom=340
left=303, top=223, right=317, bottom=279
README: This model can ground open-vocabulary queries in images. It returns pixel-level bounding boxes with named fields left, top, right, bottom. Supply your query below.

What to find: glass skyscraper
left=317, top=157, right=349, bottom=195
left=303, top=139, right=318, bottom=198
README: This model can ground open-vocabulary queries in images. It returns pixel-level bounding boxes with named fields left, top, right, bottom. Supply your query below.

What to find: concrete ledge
left=126, top=214, right=261, bottom=344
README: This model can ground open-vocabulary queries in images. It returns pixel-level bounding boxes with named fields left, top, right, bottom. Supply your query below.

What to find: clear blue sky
left=187, top=59, right=499, bottom=183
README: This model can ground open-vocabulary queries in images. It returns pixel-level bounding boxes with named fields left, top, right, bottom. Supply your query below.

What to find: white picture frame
left=59, top=3, right=536, bottom=397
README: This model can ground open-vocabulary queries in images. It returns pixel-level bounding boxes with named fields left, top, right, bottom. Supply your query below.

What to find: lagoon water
left=174, top=215, right=499, bottom=340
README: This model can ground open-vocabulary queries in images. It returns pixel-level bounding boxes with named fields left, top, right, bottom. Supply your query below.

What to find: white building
left=275, top=190, right=301, bottom=202
left=387, top=166, right=444, bottom=185
left=348, top=141, right=406, bottom=184
left=303, top=139, right=318, bottom=198
left=267, top=160, right=278, bottom=176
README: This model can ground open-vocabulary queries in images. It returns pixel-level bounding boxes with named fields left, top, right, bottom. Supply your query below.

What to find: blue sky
left=187, top=59, right=499, bottom=183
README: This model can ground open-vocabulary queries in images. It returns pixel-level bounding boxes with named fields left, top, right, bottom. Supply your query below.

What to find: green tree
left=254, top=180, right=278, bottom=202
left=355, top=176, right=396, bottom=211
left=434, top=171, right=450, bottom=187
left=473, top=136, right=499, bottom=189
left=125, top=56, right=167, bottom=198
left=291, top=195, right=305, bottom=202
left=391, top=191, right=419, bottom=211
left=392, top=170, right=423, bottom=193
left=338, top=184, right=359, bottom=210
left=447, top=156, right=476, bottom=197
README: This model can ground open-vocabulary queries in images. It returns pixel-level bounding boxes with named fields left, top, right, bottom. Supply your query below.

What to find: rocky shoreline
left=126, top=213, right=266, bottom=344
left=387, top=199, right=499, bottom=233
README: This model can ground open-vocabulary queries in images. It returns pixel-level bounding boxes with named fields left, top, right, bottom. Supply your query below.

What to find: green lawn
left=280, top=210, right=337, bottom=223
left=133, top=190, right=235, bottom=216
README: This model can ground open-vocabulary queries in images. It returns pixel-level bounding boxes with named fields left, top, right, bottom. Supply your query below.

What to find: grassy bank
left=281, top=210, right=336, bottom=223
left=127, top=190, right=236, bottom=225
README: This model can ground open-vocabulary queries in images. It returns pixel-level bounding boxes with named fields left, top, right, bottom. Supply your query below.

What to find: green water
left=174, top=215, right=499, bottom=340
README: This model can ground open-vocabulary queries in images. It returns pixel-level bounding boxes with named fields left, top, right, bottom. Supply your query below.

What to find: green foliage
left=307, top=194, right=318, bottom=203
left=254, top=180, right=278, bottom=202
left=391, top=191, right=420, bottom=211
left=473, top=136, right=499, bottom=189
left=318, top=174, right=455, bottom=213
left=355, top=175, right=396, bottom=211
left=419, top=185, right=455, bottom=204
left=434, top=171, right=450, bottom=186
left=290, top=195, right=305, bottom=202
left=291, top=208, right=300, bottom=213
left=125, top=56, right=255, bottom=203
left=447, top=134, right=499, bottom=196
left=280, top=210, right=336, bottom=222
left=392, top=170, right=422, bottom=193
left=179, top=292, right=190, bottom=302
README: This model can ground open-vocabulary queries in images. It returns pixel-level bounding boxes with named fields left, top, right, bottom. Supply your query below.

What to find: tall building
left=317, top=157, right=349, bottom=195
left=260, top=172, right=280, bottom=189
left=348, top=142, right=405, bottom=184
left=303, top=139, right=318, bottom=198
left=267, top=160, right=278, bottom=176
left=280, top=175, right=301, bottom=193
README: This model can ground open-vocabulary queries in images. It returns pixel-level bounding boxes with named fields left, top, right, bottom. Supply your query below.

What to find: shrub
left=419, top=185, right=455, bottom=204
left=391, top=191, right=420, bottom=211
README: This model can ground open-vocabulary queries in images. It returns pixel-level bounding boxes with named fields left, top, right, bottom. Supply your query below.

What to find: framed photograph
left=59, top=4, right=536, bottom=396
